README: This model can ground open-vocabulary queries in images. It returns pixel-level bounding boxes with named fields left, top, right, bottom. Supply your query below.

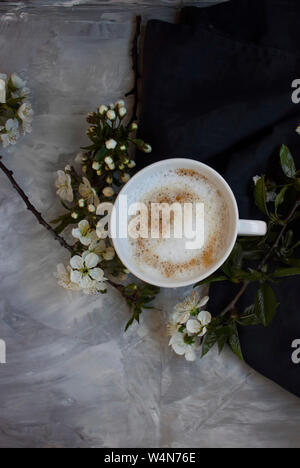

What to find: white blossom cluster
left=0, top=73, right=33, bottom=148
left=167, top=290, right=212, bottom=361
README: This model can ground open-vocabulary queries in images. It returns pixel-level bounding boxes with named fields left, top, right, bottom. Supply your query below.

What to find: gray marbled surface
left=0, top=0, right=299, bottom=449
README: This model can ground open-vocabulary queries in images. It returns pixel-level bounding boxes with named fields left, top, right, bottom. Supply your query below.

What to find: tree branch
left=221, top=198, right=300, bottom=316
left=125, top=15, right=142, bottom=124
left=0, top=156, right=74, bottom=254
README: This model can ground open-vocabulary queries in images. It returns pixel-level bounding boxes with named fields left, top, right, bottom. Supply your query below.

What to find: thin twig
left=0, top=156, right=74, bottom=254
left=0, top=156, right=128, bottom=298
left=221, top=198, right=300, bottom=316
left=125, top=15, right=142, bottom=124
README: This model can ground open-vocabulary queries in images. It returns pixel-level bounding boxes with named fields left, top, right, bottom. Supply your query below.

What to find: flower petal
left=186, top=319, right=202, bottom=334
left=70, top=255, right=84, bottom=270
left=89, top=268, right=105, bottom=282
left=78, top=219, right=89, bottom=232
left=198, top=295, right=209, bottom=308
left=72, top=228, right=81, bottom=239
left=84, top=252, right=99, bottom=269
left=185, top=347, right=196, bottom=362
left=197, top=310, right=212, bottom=326
left=70, top=269, right=82, bottom=285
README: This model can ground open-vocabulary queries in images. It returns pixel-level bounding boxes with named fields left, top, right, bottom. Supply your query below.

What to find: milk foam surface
left=128, top=168, right=229, bottom=282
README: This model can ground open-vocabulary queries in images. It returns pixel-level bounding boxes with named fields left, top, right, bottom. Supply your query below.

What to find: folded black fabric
left=138, top=0, right=300, bottom=396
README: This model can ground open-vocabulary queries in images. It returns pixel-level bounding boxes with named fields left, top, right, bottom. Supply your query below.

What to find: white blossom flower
left=70, top=252, right=106, bottom=294
left=10, top=73, right=26, bottom=89
left=169, top=332, right=199, bottom=362
left=102, top=186, right=114, bottom=198
left=17, top=102, right=34, bottom=123
left=99, top=104, right=108, bottom=115
left=54, top=264, right=81, bottom=291
left=0, top=78, right=6, bottom=103
left=118, top=106, right=127, bottom=118
left=71, top=212, right=79, bottom=219
left=105, top=139, right=117, bottom=150
left=55, top=170, right=73, bottom=203
left=106, top=109, right=116, bottom=121
left=1, top=119, right=20, bottom=147
left=186, top=310, right=212, bottom=337
left=78, top=199, right=85, bottom=208
left=72, top=220, right=97, bottom=246
left=173, top=290, right=209, bottom=324
left=79, top=177, right=100, bottom=206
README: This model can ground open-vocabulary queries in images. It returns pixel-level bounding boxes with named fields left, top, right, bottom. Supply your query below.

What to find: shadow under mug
left=111, top=158, right=267, bottom=288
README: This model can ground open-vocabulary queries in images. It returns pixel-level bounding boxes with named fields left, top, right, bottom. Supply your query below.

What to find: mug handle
left=238, top=219, right=267, bottom=236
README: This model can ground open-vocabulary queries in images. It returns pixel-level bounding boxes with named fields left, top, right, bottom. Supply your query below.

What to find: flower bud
left=106, top=176, right=113, bottom=184
left=120, top=144, right=127, bottom=151
left=88, top=204, right=96, bottom=213
left=105, top=156, right=114, bottom=166
left=130, top=122, right=138, bottom=132
left=109, top=103, right=115, bottom=110
left=118, top=106, right=127, bottom=118
left=127, top=160, right=136, bottom=168
left=97, top=170, right=102, bottom=176
left=105, top=139, right=117, bottom=150
left=115, top=99, right=125, bottom=108
left=107, top=110, right=116, bottom=121
left=78, top=199, right=85, bottom=208
left=118, top=163, right=124, bottom=170
left=103, top=247, right=115, bottom=261
left=143, top=143, right=152, bottom=153
left=71, top=212, right=79, bottom=219
left=82, top=165, right=87, bottom=173
left=92, top=161, right=100, bottom=170
left=99, top=105, right=108, bottom=115
left=102, top=186, right=114, bottom=198
left=121, top=173, right=130, bottom=183
left=65, top=164, right=71, bottom=172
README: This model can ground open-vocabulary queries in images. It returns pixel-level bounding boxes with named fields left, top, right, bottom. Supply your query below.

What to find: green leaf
left=236, top=306, right=261, bottom=326
left=217, top=333, right=229, bottom=354
left=228, top=322, right=244, bottom=360
left=201, top=330, right=218, bottom=357
left=280, top=145, right=296, bottom=178
left=254, top=175, right=269, bottom=216
left=94, top=146, right=108, bottom=162
left=273, top=267, right=300, bottom=278
left=275, top=186, right=288, bottom=216
left=253, top=283, right=278, bottom=327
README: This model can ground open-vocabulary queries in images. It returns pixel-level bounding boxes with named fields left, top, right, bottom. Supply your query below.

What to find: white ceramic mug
left=111, top=158, right=267, bottom=288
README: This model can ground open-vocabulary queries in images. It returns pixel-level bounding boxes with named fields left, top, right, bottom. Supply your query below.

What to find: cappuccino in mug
left=111, top=158, right=266, bottom=288
left=127, top=167, right=229, bottom=283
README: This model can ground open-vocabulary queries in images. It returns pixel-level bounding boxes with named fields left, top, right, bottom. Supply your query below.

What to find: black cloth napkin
left=137, top=0, right=300, bottom=397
